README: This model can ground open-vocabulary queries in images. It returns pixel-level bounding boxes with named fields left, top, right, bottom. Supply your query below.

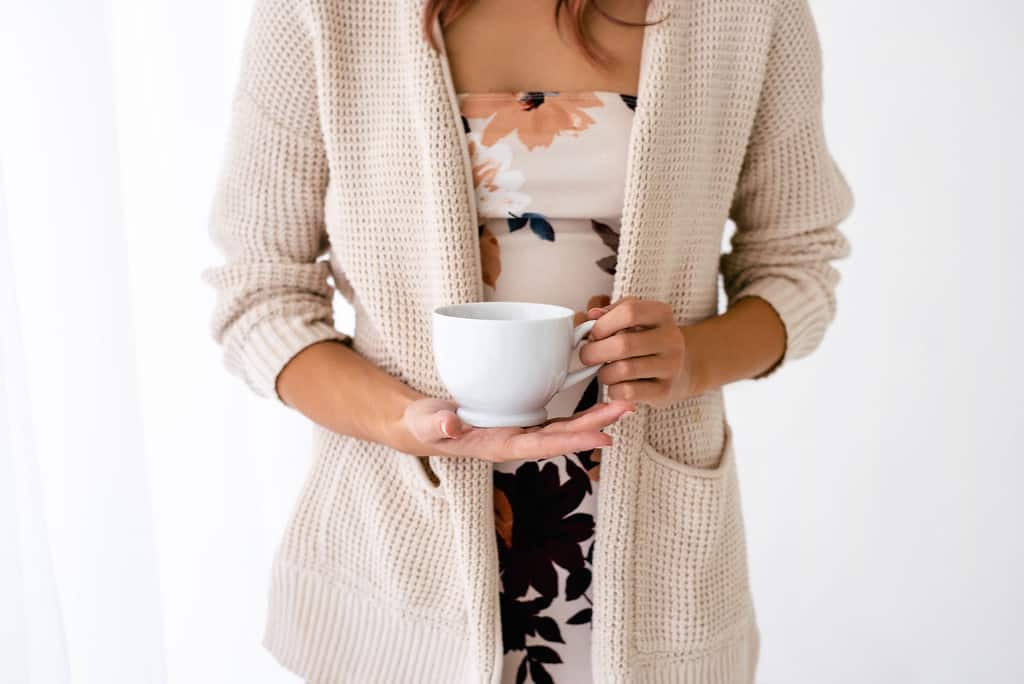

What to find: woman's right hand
left=398, top=396, right=635, bottom=463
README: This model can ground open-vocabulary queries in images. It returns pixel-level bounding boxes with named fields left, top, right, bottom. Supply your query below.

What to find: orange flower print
left=589, top=449, right=601, bottom=482
left=460, top=91, right=604, bottom=150
left=466, top=134, right=531, bottom=217
left=494, top=487, right=514, bottom=549
left=478, top=223, right=502, bottom=288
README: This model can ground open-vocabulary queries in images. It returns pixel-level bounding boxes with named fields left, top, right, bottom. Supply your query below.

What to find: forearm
left=682, top=296, right=786, bottom=395
left=275, top=340, right=429, bottom=453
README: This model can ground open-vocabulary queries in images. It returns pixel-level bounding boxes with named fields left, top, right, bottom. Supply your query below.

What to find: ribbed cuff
left=239, top=315, right=351, bottom=401
left=731, top=276, right=828, bottom=373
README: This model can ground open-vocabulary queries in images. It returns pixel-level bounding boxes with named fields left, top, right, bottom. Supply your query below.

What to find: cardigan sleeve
left=203, top=0, right=352, bottom=401
left=722, top=0, right=854, bottom=374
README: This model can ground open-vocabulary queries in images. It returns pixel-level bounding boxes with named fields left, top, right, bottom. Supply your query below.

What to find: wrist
left=386, top=389, right=433, bottom=457
left=679, top=323, right=711, bottom=397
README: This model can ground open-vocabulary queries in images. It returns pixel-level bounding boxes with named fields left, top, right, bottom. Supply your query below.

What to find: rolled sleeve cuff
left=731, top=276, right=829, bottom=374
left=235, top=314, right=351, bottom=402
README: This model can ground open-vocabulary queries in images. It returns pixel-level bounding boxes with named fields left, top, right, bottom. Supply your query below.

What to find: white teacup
left=432, top=301, right=605, bottom=428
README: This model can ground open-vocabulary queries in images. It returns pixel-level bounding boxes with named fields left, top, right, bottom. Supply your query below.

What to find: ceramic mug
left=431, top=301, right=605, bottom=427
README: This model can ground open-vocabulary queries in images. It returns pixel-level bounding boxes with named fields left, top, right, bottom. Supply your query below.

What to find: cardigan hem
left=263, top=560, right=473, bottom=683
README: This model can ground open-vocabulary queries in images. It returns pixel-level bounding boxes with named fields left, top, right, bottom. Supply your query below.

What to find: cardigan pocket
left=396, top=450, right=445, bottom=496
left=632, top=422, right=755, bottom=655
left=276, top=430, right=466, bottom=629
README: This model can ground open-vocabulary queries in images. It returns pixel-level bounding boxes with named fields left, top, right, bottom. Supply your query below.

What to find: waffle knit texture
left=203, top=0, right=853, bottom=681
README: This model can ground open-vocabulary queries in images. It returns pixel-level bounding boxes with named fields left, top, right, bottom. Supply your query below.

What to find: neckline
left=456, top=89, right=638, bottom=100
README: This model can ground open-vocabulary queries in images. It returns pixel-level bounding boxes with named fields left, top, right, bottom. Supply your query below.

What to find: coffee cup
left=431, top=301, right=605, bottom=427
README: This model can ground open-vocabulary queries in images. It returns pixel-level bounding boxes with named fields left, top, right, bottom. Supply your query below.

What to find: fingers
left=422, top=399, right=634, bottom=464
left=432, top=416, right=616, bottom=463
left=607, top=378, right=670, bottom=404
left=588, top=296, right=673, bottom=341
left=579, top=326, right=664, bottom=366
left=497, top=430, right=613, bottom=462
left=541, top=399, right=635, bottom=434
left=597, top=355, right=673, bottom=385
left=538, top=400, right=614, bottom=430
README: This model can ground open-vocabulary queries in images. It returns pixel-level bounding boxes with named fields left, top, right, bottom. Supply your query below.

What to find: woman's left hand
left=578, top=296, right=695, bottom=408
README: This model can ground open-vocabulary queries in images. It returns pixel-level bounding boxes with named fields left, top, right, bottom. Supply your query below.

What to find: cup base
left=456, top=406, right=548, bottom=428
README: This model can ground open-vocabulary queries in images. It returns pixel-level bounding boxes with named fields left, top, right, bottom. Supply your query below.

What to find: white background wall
left=733, top=2, right=1024, bottom=682
left=0, top=1, right=1020, bottom=683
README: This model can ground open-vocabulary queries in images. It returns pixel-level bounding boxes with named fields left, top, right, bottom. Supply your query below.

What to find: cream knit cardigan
left=204, top=0, right=853, bottom=681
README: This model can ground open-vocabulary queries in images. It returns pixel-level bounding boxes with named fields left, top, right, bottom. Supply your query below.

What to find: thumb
left=434, top=408, right=467, bottom=440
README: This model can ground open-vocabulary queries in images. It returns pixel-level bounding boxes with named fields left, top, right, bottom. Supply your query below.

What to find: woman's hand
left=399, top=397, right=636, bottom=463
left=578, top=296, right=694, bottom=408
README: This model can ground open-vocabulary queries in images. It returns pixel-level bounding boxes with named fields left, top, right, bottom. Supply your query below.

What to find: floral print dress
left=457, top=90, right=636, bottom=684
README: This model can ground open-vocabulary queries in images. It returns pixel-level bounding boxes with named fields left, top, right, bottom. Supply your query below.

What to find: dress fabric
left=457, top=89, right=636, bottom=684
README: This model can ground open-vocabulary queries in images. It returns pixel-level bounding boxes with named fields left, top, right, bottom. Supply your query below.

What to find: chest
left=438, top=0, right=647, bottom=95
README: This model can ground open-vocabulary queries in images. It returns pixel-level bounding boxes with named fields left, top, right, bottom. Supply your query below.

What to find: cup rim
left=433, top=301, right=574, bottom=323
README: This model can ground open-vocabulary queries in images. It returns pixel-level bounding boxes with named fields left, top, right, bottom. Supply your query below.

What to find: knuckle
left=622, top=304, right=639, bottom=327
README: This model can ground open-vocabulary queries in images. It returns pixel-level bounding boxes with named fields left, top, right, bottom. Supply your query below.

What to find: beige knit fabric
left=203, top=0, right=853, bottom=682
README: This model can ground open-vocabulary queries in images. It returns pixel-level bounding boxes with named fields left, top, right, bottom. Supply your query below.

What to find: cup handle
left=558, top=319, right=604, bottom=393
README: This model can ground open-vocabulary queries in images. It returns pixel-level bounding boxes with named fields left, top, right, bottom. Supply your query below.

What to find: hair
left=422, top=0, right=663, bottom=69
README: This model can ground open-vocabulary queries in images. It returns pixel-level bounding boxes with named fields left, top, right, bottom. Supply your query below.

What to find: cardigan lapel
left=429, top=9, right=485, bottom=307
left=587, top=2, right=681, bottom=677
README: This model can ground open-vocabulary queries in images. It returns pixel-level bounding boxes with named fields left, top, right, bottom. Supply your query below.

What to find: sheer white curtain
left=0, top=1, right=329, bottom=682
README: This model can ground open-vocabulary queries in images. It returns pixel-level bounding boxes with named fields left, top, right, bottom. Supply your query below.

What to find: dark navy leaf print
left=520, top=91, right=547, bottom=110
left=565, top=567, right=591, bottom=602
left=507, top=211, right=555, bottom=241
left=564, top=457, right=591, bottom=495
left=566, top=609, right=592, bottom=625
left=461, top=113, right=470, bottom=134
left=527, top=645, right=561, bottom=684
left=507, top=213, right=528, bottom=231
left=620, top=93, right=637, bottom=111
left=528, top=645, right=562, bottom=664
left=534, top=617, right=564, bottom=643
left=572, top=377, right=603, bottom=484
left=516, top=658, right=528, bottom=684
left=500, top=592, right=555, bottom=651
left=591, top=219, right=619, bottom=274
left=529, top=659, right=554, bottom=684
left=529, top=214, right=555, bottom=241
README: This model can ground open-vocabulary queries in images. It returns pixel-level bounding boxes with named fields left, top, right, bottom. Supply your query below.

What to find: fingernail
left=440, top=422, right=452, bottom=438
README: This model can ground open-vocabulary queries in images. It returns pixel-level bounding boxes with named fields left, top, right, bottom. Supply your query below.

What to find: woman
left=204, top=0, right=853, bottom=682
